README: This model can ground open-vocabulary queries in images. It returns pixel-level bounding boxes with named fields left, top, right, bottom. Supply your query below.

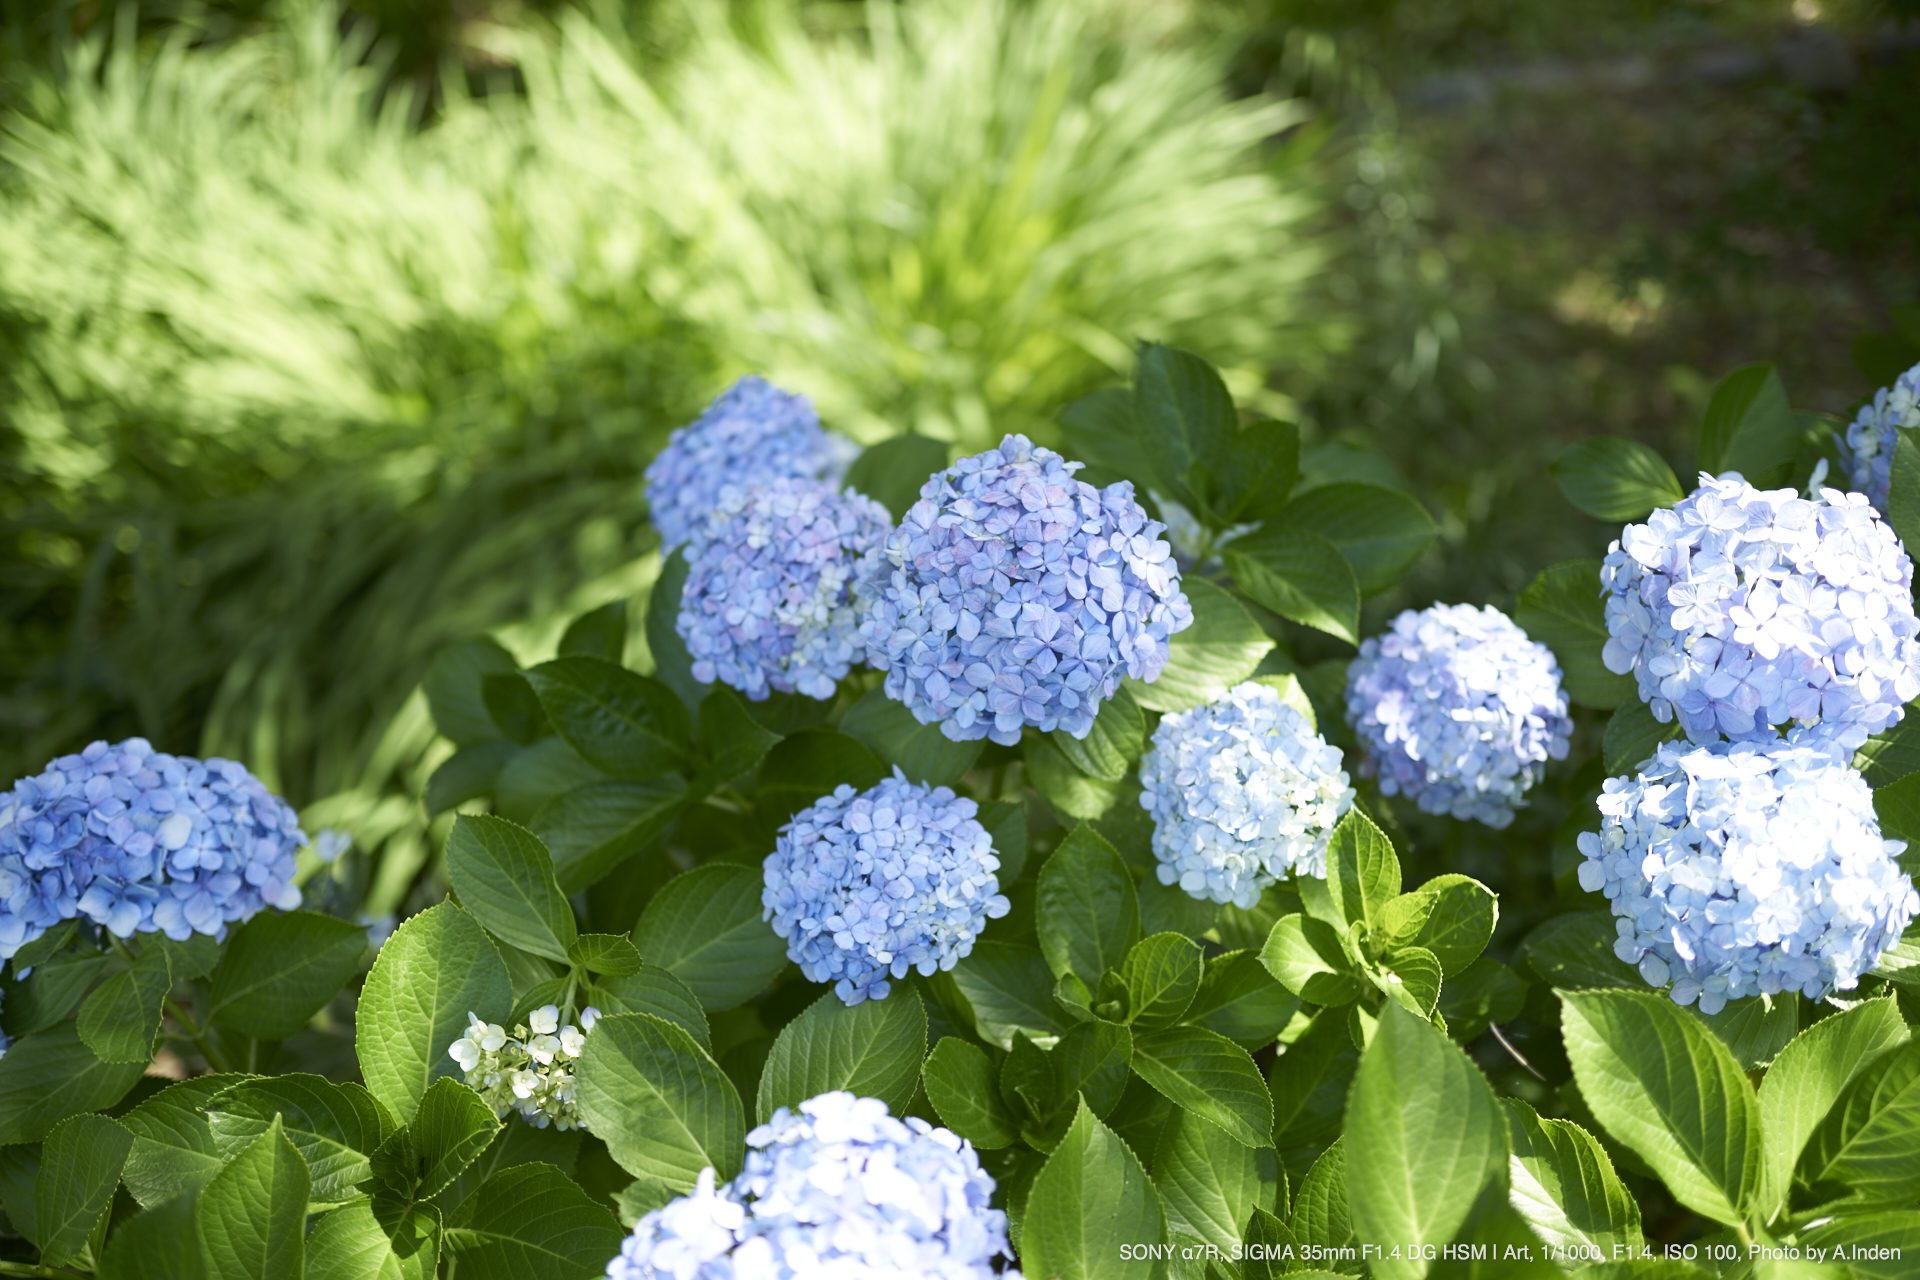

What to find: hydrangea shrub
left=5, top=349, right=1920, bottom=1277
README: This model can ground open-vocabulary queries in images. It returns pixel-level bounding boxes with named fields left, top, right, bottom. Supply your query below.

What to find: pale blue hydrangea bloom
left=0, top=739, right=304, bottom=959
left=1346, top=604, right=1573, bottom=828
left=763, top=772, right=1008, bottom=1006
left=1139, top=681, right=1355, bottom=906
left=859, top=435, right=1193, bottom=746
left=605, top=1091, right=1019, bottom=1280
left=677, top=479, right=892, bottom=701
left=1837, top=361, right=1920, bottom=511
left=1600, top=475, right=1920, bottom=754
left=645, top=375, right=857, bottom=553
left=1578, top=735, right=1919, bottom=1013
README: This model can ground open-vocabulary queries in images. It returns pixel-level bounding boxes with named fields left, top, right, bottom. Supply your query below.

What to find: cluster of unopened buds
left=448, top=1004, right=600, bottom=1131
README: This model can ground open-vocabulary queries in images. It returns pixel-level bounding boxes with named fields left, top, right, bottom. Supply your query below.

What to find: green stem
left=164, top=995, right=228, bottom=1073
left=0, top=1262, right=83, bottom=1277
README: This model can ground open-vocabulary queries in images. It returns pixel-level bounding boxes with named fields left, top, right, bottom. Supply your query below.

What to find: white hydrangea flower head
left=1578, top=735, right=1918, bottom=1013
left=605, top=1091, right=1020, bottom=1280
left=677, top=478, right=892, bottom=701
left=447, top=1005, right=601, bottom=1131
left=1838, top=361, right=1920, bottom=511
left=1600, top=474, right=1920, bottom=754
left=1345, top=604, right=1573, bottom=828
left=1139, top=681, right=1354, bottom=907
left=645, top=375, right=858, bottom=553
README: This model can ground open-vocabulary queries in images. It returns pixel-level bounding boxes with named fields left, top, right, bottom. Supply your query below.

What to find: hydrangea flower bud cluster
left=0, top=738, right=305, bottom=958
left=644, top=375, right=856, bottom=553
left=677, top=478, right=892, bottom=701
left=1838, top=361, right=1920, bottom=512
left=1139, top=682, right=1354, bottom=906
left=1577, top=736, right=1918, bottom=1013
left=448, top=1005, right=600, bottom=1131
left=858, top=435, right=1193, bottom=745
left=1599, top=474, right=1920, bottom=753
left=1345, top=605, right=1573, bottom=828
left=763, top=772, right=1008, bottom=1006
left=605, top=1091, right=1019, bottom=1280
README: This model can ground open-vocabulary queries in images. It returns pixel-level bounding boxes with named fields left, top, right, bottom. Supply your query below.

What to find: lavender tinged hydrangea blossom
left=859, top=435, right=1192, bottom=746
left=763, top=772, right=1008, bottom=1006
left=677, top=479, right=892, bottom=700
left=0, top=739, right=304, bottom=958
left=1139, top=682, right=1354, bottom=906
left=605, top=1091, right=1019, bottom=1280
left=1837, top=361, right=1920, bottom=511
left=644, top=376, right=856, bottom=553
left=1600, top=475, right=1920, bottom=754
left=1578, top=737, right=1918, bottom=1013
left=1346, top=605, right=1573, bottom=828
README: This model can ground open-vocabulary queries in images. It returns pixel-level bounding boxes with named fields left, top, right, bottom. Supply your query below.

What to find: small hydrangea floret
left=0, top=738, right=304, bottom=958
left=644, top=375, right=856, bottom=553
left=763, top=771, right=1008, bottom=1006
left=1600, top=474, right=1920, bottom=753
left=858, top=434, right=1193, bottom=745
left=677, top=478, right=891, bottom=701
left=1139, top=681, right=1354, bottom=906
left=1837, top=360, right=1920, bottom=512
left=1345, top=604, right=1573, bottom=828
left=448, top=1005, right=600, bottom=1131
left=605, top=1091, right=1020, bottom=1280
left=1577, top=736, right=1918, bottom=1013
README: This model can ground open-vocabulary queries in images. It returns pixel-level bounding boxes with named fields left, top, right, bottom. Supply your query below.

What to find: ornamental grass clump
left=605, top=1092, right=1018, bottom=1280
left=1600, top=475, right=1920, bottom=752
left=0, top=737, right=305, bottom=955
left=858, top=434, right=1191, bottom=745
left=763, top=772, right=1008, bottom=1006
left=449, top=1005, right=600, bottom=1132
left=1138, top=681, right=1353, bottom=905
left=1838, top=360, right=1920, bottom=511
left=677, top=478, right=892, bottom=701
left=1578, top=736, right=1919, bottom=1013
left=1344, top=604, right=1573, bottom=827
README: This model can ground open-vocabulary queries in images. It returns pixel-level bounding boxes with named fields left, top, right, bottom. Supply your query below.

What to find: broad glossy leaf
left=1603, top=699, right=1682, bottom=777
left=196, top=1116, right=309, bottom=1280
left=1134, top=343, right=1237, bottom=518
left=95, top=1193, right=204, bottom=1280
left=632, top=863, right=790, bottom=1011
left=1052, top=1019, right=1133, bottom=1121
left=1504, top=1098, right=1641, bottom=1261
left=923, top=1037, right=1018, bottom=1149
left=1520, top=911, right=1641, bottom=991
left=753, top=729, right=888, bottom=830
left=532, top=777, right=688, bottom=893
left=839, top=686, right=983, bottom=787
left=1435, top=958, right=1529, bottom=1042
left=1153, top=1105, right=1273, bottom=1257
left=1855, top=712, right=1920, bottom=788
left=208, top=908, right=370, bottom=1041
left=1037, top=824, right=1141, bottom=984
left=447, top=814, right=578, bottom=963
left=482, top=671, right=551, bottom=744
left=1214, top=419, right=1301, bottom=527
left=427, top=740, right=522, bottom=816
left=307, top=1198, right=438, bottom=1280
left=1700, top=992, right=1799, bottom=1070
left=576, top=1012, right=745, bottom=1189
left=951, top=940, right=1073, bottom=1049
left=1560, top=989, right=1760, bottom=1224
left=586, top=962, right=710, bottom=1047
left=1025, top=735, right=1124, bottom=821
left=1514, top=560, right=1635, bottom=709
left=1260, top=914, right=1363, bottom=1006
left=35, top=1112, right=135, bottom=1266
left=843, top=433, right=950, bottom=521
left=1798, top=1040, right=1920, bottom=1209
left=1345, top=1003, right=1507, bottom=1280
left=524, top=656, right=691, bottom=780
left=560, top=598, right=629, bottom=663
left=495, top=737, right=606, bottom=826
left=1549, top=438, right=1686, bottom=522
left=119, top=1074, right=256, bottom=1207
left=756, top=992, right=927, bottom=1124
left=1376, top=945, right=1442, bottom=1017
left=1020, top=1098, right=1164, bottom=1280
left=1887, top=427, right=1920, bottom=564
left=1278, top=482, right=1436, bottom=597
left=1120, top=932, right=1203, bottom=1029
left=424, top=637, right=517, bottom=747
left=1383, top=874, right=1496, bottom=977
left=413, top=1077, right=501, bottom=1198
left=207, top=1075, right=389, bottom=1205
left=696, top=687, right=783, bottom=786
left=1801, top=1212, right=1920, bottom=1280
left=1288, top=1137, right=1356, bottom=1265
left=1130, top=1026, right=1273, bottom=1149
left=4, top=946, right=107, bottom=1038
left=1323, top=807, right=1399, bottom=934
left=0, top=1020, right=146, bottom=1143
left=1127, top=578, right=1273, bottom=714
left=443, top=1161, right=622, bottom=1280
left=1698, top=363, right=1797, bottom=479
left=1269, top=1009, right=1359, bottom=1151
left=1223, top=526, right=1360, bottom=645
left=1184, top=948, right=1298, bottom=1048
left=357, top=902, right=512, bottom=1125
left=78, top=943, right=172, bottom=1063
left=1757, top=996, right=1908, bottom=1217
left=568, top=932, right=645, bottom=976
left=1050, top=682, right=1145, bottom=783
left=1061, top=387, right=1155, bottom=494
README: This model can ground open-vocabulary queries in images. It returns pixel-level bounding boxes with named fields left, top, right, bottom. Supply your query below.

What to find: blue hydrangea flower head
left=1346, top=604, right=1573, bottom=828
left=677, top=478, right=892, bottom=701
left=645, top=375, right=857, bottom=553
left=0, top=738, right=305, bottom=958
left=858, top=434, right=1193, bottom=746
left=1578, top=735, right=1918, bottom=1013
left=1600, top=474, right=1920, bottom=754
left=1837, top=361, right=1920, bottom=511
left=605, top=1091, right=1020, bottom=1280
left=763, top=770, right=1009, bottom=1005
left=1139, top=681, right=1354, bottom=906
